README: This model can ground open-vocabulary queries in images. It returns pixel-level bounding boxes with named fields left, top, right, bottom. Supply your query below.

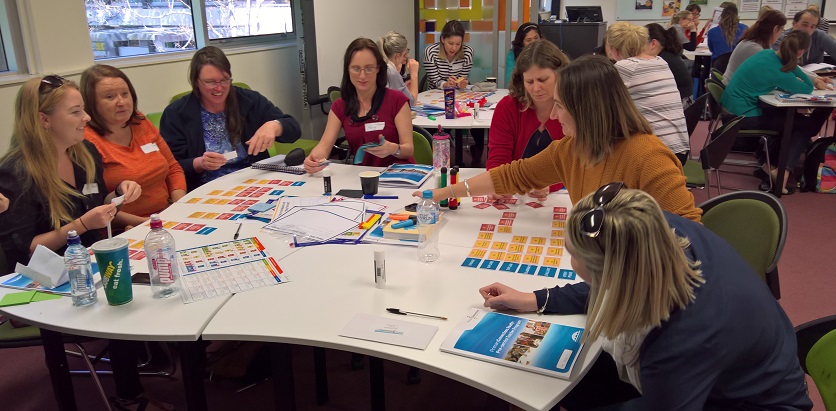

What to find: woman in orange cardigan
left=81, top=64, right=186, bottom=229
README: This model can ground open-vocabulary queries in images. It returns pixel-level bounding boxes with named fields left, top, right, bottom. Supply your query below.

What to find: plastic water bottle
left=416, top=190, right=440, bottom=263
left=144, top=214, right=180, bottom=298
left=65, top=230, right=97, bottom=307
left=432, top=125, right=451, bottom=176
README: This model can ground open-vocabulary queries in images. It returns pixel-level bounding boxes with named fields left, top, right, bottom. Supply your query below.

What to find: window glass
left=205, top=0, right=294, bottom=40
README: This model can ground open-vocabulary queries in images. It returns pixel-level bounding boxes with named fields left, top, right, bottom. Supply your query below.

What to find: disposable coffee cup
left=486, top=77, right=497, bottom=84
left=359, top=171, right=381, bottom=195
left=92, top=238, right=133, bottom=306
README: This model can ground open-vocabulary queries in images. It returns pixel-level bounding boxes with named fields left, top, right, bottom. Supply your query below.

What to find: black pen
left=234, top=223, right=242, bottom=240
left=387, top=308, right=447, bottom=320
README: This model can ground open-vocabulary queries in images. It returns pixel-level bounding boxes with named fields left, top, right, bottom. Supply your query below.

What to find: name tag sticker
left=364, top=122, right=385, bottom=132
left=140, top=143, right=159, bottom=153
left=223, top=151, right=238, bottom=161
left=81, top=183, right=99, bottom=195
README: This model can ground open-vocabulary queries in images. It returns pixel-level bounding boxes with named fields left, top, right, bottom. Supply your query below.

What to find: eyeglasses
left=199, top=78, right=233, bottom=88
left=39, top=75, right=66, bottom=94
left=349, top=66, right=379, bottom=75
left=579, top=182, right=625, bottom=238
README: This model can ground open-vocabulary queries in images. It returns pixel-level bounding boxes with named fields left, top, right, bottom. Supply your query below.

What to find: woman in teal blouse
left=506, top=23, right=541, bottom=85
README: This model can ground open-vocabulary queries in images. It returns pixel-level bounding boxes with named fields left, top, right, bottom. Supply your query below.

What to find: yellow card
left=488, top=251, right=505, bottom=260
left=222, top=191, right=238, bottom=197
left=131, top=240, right=144, bottom=249
left=186, top=198, right=201, bottom=204
left=526, top=245, right=544, bottom=254
left=208, top=190, right=223, bottom=195
left=477, top=232, right=494, bottom=240
left=203, top=213, right=220, bottom=219
left=188, top=212, right=206, bottom=219
left=257, top=180, right=270, bottom=184
left=504, top=253, right=522, bottom=263
left=508, top=244, right=525, bottom=253
left=511, top=236, right=528, bottom=244
left=530, top=237, right=546, bottom=245
left=552, top=221, right=566, bottom=228
left=491, top=242, right=508, bottom=250
left=232, top=186, right=246, bottom=191
left=523, top=254, right=540, bottom=264
left=498, top=226, right=513, bottom=233
left=473, top=240, right=491, bottom=248
left=243, top=179, right=257, bottom=184
left=469, top=249, right=487, bottom=258
left=163, top=221, right=177, bottom=228
left=543, top=257, right=561, bottom=267
left=547, top=247, right=563, bottom=256
left=203, top=198, right=217, bottom=204
left=551, top=229, right=565, bottom=237
left=216, top=199, right=230, bottom=205
left=550, top=238, right=565, bottom=247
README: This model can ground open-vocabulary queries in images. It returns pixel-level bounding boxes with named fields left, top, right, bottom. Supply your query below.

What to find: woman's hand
left=0, top=193, right=8, bottom=213
left=365, top=137, right=399, bottom=158
left=246, top=121, right=281, bottom=155
left=82, top=203, right=118, bottom=230
left=479, top=282, right=539, bottom=313
left=457, top=78, right=469, bottom=89
left=304, top=152, right=329, bottom=174
left=199, top=152, right=227, bottom=172
left=527, top=188, right=549, bottom=202
left=118, top=181, right=142, bottom=204
left=442, top=76, right=458, bottom=89
left=486, top=194, right=514, bottom=203
left=407, top=58, right=420, bottom=76
left=813, top=76, right=835, bottom=90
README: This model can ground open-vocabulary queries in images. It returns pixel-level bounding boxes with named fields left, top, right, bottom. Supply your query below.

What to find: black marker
left=323, top=169, right=332, bottom=195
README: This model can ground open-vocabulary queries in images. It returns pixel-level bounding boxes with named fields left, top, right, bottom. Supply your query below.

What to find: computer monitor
left=565, top=6, right=603, bottom=23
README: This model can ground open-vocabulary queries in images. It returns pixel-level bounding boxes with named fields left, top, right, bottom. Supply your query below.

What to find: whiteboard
left=616, top=0, right=823, bottom=22
left=825, top=0, right=836, bottom=21
left=300, top=0, right=414, bottom=101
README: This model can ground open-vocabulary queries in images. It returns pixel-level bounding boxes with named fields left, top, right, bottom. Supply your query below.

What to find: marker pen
left=449, top=167, right=459, bottom=210
left=322, top=169, right=332, bottom=195
left=374, top=250, right=386, bottom=289
left=439, top=167, right=448, bottom=208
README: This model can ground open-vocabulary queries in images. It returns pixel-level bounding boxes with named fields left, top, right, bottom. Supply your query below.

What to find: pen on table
left=233, top=223, right=242, bottom=240
left=387, top=308, right=447, bottom=320
left=427, top=115, right=437, bottom=121
left=363, top=195, right=399, bottom=200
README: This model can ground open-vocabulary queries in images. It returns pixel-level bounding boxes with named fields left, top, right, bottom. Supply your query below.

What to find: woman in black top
left=646, top=23, right=694, bottom=104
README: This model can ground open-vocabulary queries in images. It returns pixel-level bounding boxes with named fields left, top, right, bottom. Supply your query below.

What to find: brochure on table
left=339, top=313, right=438, bottom=350
left=379, top=164, right=433, bottom=188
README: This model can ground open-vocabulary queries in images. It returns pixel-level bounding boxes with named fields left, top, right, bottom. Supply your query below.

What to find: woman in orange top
left=81, top=65, right=186, bottom=229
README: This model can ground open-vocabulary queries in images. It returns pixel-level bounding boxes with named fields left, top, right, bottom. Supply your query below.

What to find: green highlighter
left=440, top=167, right=448, bottom=207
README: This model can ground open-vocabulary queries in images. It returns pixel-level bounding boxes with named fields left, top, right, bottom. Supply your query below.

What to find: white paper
left=803, top=63, right=836, bottom=72
left=739, top=0, right=759, bottom=13
left=223, top=151, right=238, bottom=161
left=785, top=0, right=808, bottom=17
left=111, top=195, right=125, bottom=207
left=339, top=313, right=439, bottom=350
left=15, top=245, right=68, bottom=288
left=271, top=196, right=332, bottom=219
left=263, top=203, right=364, bottom=241
left=364, top=122, right=385, bottom=132
left=140, top=142, right=159, bottom=153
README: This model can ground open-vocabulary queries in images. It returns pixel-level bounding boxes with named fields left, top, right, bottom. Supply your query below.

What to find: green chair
left=795, top=315, right=836, bottom=410
left=267, top=139, right=319, bottom=157
left=698, top=190, right=786, bottom=299
left=412, top=131, right=432, bottom=165
left=328, top=87, right=341, bottom=104
left=709, top=68, right=724, bottom=84
left=145, top=112, right=163, bottom=129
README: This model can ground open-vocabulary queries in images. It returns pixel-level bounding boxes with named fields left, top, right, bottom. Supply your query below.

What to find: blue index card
left=291, top=181, right=305, bottom=186
left=499, top=262, right=519, bottom=272
left=196, top=227, right=217, bottom=235
left=462, top=258, right=481, bottom=268
left=537, top=267, right=557, bottom=277
left=479, top=259, right=500, bottom=270
left=517, top=264, right=537, bottom=275
left=557, top=269, right=577, bottom=280
left=270, top=190, right=285, bottom=195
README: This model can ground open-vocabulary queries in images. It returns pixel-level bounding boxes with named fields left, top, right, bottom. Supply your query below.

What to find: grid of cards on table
left=456, top=196, right=577, bottom=279
left=176, top=237, right=289, bottom=304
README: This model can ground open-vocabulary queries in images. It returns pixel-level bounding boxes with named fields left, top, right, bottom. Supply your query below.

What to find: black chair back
left=701, top=115, right=744, bottom=171
left=712, top=52, right=732, bottom=73
left=685, top=93, right=711, bottom=137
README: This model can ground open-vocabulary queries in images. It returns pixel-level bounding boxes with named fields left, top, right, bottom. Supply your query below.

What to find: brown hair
left=439, top=20, right=467, bottom=61
left=340, top=38, right=388, bottom=118
left=718, top=4, right=740, bottom=47
left=778, top=30, right=811, bottom=72
left=188, top=46, right=243, bottom=145
left=740, top=9, right=787, bottom=49
left=508, top=40, right=569, bottom=110
left=80, top=64, right=143, bottom=136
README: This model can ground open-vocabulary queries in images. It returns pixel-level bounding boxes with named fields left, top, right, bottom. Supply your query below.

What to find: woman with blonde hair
left=606, top=22, right=690, bottom=164
left=669, top=10, right=697, bottom=51
left=707, top=3, right=748, bottom=62
left=377, top=31, right=419, bottom=106
left=487, top=40, right=568, bottom=200
left=414, top=55, right=701, bottom=223
left=479, top=184, right=813, bottom=410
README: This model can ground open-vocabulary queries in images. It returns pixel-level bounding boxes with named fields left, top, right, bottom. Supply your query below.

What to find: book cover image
left=379, top=164, right=433, bottom=187
left=441, top=308, right=584, bottom=379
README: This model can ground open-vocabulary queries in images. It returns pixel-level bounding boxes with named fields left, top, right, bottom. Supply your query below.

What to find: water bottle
left=432, top=125, right=451, bottom=176
left=144, top=214, right=180, bottom=298
left=65, top=230, right=97, bottom=307
left=416, top=190, right=440, bottom=263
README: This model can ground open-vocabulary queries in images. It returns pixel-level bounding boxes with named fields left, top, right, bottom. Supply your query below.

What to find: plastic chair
left=795, top=315, right=836, bottom=410
left=328, top=87, right=341, bottom=104
left=711, top=52, right=732, bottom=74
left=683, top=93, right=711, bottom=189
left=412, top=131, right=433, bottom=165
left=698, top=190, right=787, bottom=299
left=145, top=112, right=162, bottom=129
left=267, top=140, right=319, bottom=158
left=694, top=116, right=745, bottom=196
left=709, top=68, right=724, bottom=84
left=418, top=74, right=429, bottom=93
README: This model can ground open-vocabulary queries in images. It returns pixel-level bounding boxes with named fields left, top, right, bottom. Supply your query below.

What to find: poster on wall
left=689, top=0, right=708, bottom=5
left=740, top=0, right=760, bottom=13
left=762, top=0, right=784, bottom=9
left=785, top=0, right=809, bottom=16
left=636, top=0, right=653, bottom=10
left=662, top=0, right=682, bottom=16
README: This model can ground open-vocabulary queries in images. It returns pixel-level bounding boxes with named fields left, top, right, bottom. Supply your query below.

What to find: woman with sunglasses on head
left=505, top=22, right=541, bottom=85
left=81, top=64, right=186, bottom=230
left=304, top=38, right=414, bottom=172
left=479, top=185, right=812, bottom=410
left=415, top=55, right=701, bottom=223
left=378, top=31, right=420, bottom=107
left=160, top=46, right=301, bottom=192
left=487, top=40, right=568, bottom=201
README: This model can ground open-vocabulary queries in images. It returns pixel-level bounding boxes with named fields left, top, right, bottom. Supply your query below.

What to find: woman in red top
left=487, top=40, right=568, bottom=200
left=81, top=64, right=186, bottom=229
left=305, top=38, right=414, bottom=172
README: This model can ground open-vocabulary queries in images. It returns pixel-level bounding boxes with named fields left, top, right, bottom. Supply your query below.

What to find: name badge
left=365, top=122, right=385, bottom=132
left=81, top=183, right=99, bottom=195
left=140, top=142, right=160, bottom=153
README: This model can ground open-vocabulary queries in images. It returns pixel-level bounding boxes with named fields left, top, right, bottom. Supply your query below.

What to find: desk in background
left=538, top=22, right=607, bottom=60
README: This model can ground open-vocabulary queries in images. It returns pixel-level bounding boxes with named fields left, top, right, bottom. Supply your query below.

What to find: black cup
left=359, top=171, right=380, bottom=195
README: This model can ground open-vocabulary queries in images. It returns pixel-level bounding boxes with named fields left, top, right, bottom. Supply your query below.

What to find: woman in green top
left=506, top=23, right=541, bottom=85
left=721, top=30, right=829, bottom=194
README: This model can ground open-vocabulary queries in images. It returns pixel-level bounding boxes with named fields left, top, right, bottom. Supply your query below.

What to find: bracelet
left=448, top=185, right=456, bottom=199
left=463, top=179, right=472, bottom=197
left=77, top=217, right=89, bottom=231
left=537, top=288, right=549, bottom=314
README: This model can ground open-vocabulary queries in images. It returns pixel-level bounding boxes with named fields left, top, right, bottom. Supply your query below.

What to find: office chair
left=795, top=315, right=836, bottom=410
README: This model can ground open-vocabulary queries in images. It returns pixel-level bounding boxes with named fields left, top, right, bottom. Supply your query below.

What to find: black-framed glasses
left=39, top=75, right=66, bottom=94
left=579, top=182, right=625, bottom=238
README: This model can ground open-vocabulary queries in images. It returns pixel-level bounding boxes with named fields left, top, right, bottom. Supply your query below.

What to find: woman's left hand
left=246, top=121, right=282, bottom=155
left=119, top=181, right=142, bottom=204
left=813, top=77, right=834, bottom=90
left=365, top=137, right=398, bottom=158
left=528, top=188, right=549, bottom=202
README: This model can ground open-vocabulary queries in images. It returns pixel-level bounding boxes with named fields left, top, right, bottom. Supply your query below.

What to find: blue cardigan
left=160, top=87, right=301, bottom=192
left=534, top=212, right=812, bottom=410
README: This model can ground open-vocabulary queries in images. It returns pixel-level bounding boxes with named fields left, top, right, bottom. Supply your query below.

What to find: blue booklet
left=378, top=164, right=433, bottom=188
left=0, top=263, right=102, bottom=296
left=440, top=308, right=585, bottom=379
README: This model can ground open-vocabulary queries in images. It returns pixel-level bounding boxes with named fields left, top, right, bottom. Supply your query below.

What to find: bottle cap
left=67, top=230, right=80, bottom=245
left=422, top=190, right=433, bottom=199
left=149, top=213, right=162, bottom=229
left=441, top=167, right=447, bottom=173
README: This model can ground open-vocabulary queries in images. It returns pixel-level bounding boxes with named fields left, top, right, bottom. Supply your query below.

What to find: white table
left=758, top=90, right=836, bottom=198
left=412, top=89, right=508, bottom=167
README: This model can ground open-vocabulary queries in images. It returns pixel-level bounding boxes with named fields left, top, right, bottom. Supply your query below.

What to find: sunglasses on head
left=39, top=75, right=66, bottom=94
left=579, top=182, right=625, bottom=238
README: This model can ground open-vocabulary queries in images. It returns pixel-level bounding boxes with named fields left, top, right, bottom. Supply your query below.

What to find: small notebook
left=251, top=155, right=306, bottom=175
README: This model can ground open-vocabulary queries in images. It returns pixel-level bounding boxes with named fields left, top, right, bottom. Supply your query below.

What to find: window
left=84, top=0, right=295, bottom=61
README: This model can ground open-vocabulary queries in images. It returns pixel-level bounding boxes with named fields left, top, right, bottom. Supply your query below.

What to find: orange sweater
left=85, top=116, right=187, bottom=217
left=490, top=133, right=702, bottom=222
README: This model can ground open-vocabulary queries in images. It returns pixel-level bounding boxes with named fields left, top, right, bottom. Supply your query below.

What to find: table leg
left=178, top=339, right=207, bottom=411
left=773, top=108, right=795, bottom=198
left=369, top=356, right=385, bottom=411
left=454, top=130, right=464, bottom=167
left=41, top=329, right=77, bottom=411
left=313, top=347, right=329, bottom=405
left=271, top=343, right=296, bottom=411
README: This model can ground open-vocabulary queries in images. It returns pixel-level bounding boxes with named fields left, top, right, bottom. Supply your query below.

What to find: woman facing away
left=723, top=9, right=788, bottom=85
left=644, top=23, right=693, bottom=104
left=415, top=54, right=701, bottom=223
left=707, top=4, right=748, bottom=63
left=377, top=31, right=419, bottom=107
left=479, top=184, right=812, bottom=410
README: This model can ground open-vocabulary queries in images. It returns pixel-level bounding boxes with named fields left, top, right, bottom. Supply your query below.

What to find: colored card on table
left=473, top=203, right=491, bottom=209
left=173, top=223, right=193, bottom=230
left=526, top=202, right=544, bottom=209
left=291, top=181, right=305, bottom=186
left=498, top=218, right=514, bottom=226
left=557, top=269, right=577, bottom=280
left=493, top=203, right=509, bottom=210
left=32, top=292, right=63, bottom=302
left=163, top=221, right=178, bottom=228
left=0, top=291, right=36, bottom=307
left=196, top=227, right=217, bottom=235
left=188, top=212, right=206, bottom=219
left=187, top=224, right=205, bottom=232
left=479, top=224, right=496, bottom=232
left=216, top=213, right=235, bottom=220
left=502, top=212, right=517, bottom=219
left=553, top=207, right=567, bottom=213
left=186, top=198, right=202, bottom=204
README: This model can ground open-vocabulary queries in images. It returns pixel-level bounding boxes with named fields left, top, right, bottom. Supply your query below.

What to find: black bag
left=800, top=137, right=836, bottom=192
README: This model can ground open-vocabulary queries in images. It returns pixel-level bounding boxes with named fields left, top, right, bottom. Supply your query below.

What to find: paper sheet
left=339, top=313, right=439, bottom=350
left=14, top=245, right=68, bottom=288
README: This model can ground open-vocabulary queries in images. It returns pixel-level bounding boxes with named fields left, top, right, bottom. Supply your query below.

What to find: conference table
left=0, top=163, right=600, bottom=411
left=412, top=88, right=508, bottom=167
